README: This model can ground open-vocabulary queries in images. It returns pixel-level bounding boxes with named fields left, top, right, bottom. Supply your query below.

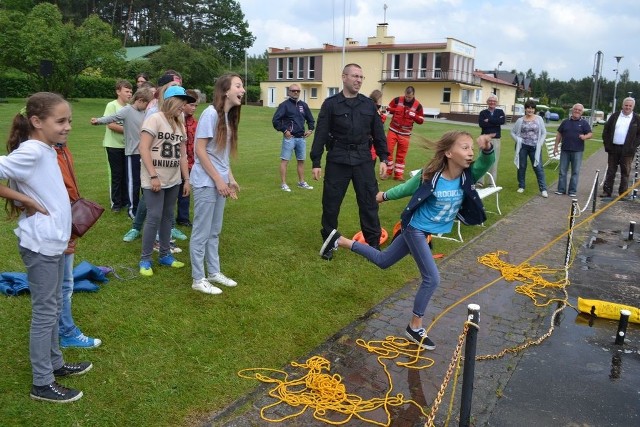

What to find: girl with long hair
left=189, top=73, right=245, bottom=295
left=320, top=131, right=495, bottom=350
left=138, top=86, right=194, bottom=276
left=0, top=92, right=92, bottom=402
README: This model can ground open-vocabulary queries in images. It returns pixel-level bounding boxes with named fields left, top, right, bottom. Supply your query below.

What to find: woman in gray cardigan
left=511, top=100, right=548, bottom=197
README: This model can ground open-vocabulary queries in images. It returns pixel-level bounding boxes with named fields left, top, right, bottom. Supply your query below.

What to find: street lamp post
left=612, top=56, right=623, bottom=113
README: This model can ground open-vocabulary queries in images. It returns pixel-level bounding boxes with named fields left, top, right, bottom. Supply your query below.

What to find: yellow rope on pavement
left=238, top=340, right=435, bottom=426
left=478, top=251, right=568, bottom=307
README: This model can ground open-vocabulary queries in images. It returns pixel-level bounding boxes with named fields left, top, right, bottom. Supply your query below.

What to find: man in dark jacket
left=602, top=97, right=640, bottom=197
left=311, top=63, right=389, bottom=259
left=478, top=94, right=505, bottom=184
left=272, top=84, right=315, bottom=192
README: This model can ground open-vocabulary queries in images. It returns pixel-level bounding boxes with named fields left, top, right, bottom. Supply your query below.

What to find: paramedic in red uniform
left=384, top=86, right=424, bottom=180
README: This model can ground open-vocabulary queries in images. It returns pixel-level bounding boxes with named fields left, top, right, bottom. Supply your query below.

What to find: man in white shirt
left=602, top=97, right=640, bottom=197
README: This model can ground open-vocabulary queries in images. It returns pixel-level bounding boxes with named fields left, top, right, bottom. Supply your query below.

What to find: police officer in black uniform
left=311, top=63, right=389, bottom=259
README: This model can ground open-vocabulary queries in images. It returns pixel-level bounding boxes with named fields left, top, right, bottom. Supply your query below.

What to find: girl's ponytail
left=6, top=113, right=31, bottom=153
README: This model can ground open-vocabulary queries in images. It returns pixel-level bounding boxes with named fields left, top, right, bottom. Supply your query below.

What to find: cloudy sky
left=239, top=0, right=639, bottom=83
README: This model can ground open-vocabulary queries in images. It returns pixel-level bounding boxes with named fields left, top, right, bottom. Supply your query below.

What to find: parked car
left=548, top=112, right=560, bottom=121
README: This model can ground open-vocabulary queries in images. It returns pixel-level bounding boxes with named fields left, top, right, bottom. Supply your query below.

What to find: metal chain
left=425, top=321, right=478, bottom=427
left=476, top=301, right=566, bottom=360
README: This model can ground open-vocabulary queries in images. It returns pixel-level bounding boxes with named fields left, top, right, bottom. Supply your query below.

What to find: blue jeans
left=280, top=137, right=306, bottom=161
left=132, top=193, right=146, bottom=231
left=517, top=144, right=547, bottom=191
left=351, top=224, right=439, bottom=318
left=557, top=151, right=583, bottom=194
left=59, top=253, right=80, bottom=338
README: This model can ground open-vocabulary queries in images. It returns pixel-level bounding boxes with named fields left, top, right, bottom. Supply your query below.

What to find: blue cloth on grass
left=0, top=261, right=109, bottom=296
left=0, top=272, right=29, bottom=296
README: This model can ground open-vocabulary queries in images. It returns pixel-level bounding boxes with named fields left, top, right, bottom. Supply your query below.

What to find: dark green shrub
left=0, top=73, right=38, bottom=98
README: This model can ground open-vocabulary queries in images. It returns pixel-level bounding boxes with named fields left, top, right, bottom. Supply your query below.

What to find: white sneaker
left=517, top=188, right=525, bottom=193
left=207, top=272, right=237, bottom=287
left=541, top=190, right=548, bottom=198
left=192, top=278, right=222, bottom=295
left=297, top=181, right=314, bottom=190
left=281, top=184, right=291, bottom=192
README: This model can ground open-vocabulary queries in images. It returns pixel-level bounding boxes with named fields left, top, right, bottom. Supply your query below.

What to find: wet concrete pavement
left=208, top=147, right=640, bottom=427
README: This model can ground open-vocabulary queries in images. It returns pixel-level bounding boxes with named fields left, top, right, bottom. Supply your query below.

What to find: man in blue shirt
left=272, top=84, right=315, bottom=192
left=553, top=104, right=593, bottom=197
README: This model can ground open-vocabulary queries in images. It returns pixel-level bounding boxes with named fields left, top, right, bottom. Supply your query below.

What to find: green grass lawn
left=0, top=99, right=602, bottom=426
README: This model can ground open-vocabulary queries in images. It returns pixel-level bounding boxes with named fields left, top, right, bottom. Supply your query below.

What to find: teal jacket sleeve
left=470, top=148, right=496, bottom=182
left=384, top=172, right=422, bottom=200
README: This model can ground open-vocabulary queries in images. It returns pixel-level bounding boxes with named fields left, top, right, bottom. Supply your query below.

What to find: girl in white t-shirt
left=0, top=92, right=91, bottom=403
left=189, top=73, right=245, bottom=295
left=138, top=86, right=194, bottom=276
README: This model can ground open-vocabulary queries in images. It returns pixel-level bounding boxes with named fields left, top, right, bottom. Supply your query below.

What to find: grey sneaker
left=297, top=181, right=314, bottom=190
left=281, top=183, right=292, bottom=192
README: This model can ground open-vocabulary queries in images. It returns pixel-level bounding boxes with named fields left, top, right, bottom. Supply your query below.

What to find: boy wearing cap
left=138, top=86, right=195, bottom=277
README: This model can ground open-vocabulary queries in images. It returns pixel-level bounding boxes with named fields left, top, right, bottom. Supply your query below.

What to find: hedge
left=0, top=73, right=262, bottom=103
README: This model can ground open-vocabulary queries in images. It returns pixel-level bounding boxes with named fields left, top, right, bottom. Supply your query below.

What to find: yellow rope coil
left=478, top=251, right=568, bottom=307
left=238, top=334, right=462, bottom=426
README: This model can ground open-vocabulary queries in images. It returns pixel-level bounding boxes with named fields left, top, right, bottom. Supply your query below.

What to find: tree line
left=0, top=0, right=263, bottom=98
left=521, top=68, right=638, bottom=114
left=2, top=1, right=637, bottom=110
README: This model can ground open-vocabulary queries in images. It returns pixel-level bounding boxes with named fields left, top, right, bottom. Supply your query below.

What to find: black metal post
left=628, top=221, right=636, bottom=241
left=459, top=304, right=480, bottom=427
left=615, top=310, right=631, bottom=345
left=592, top=170, right=600, bottom=213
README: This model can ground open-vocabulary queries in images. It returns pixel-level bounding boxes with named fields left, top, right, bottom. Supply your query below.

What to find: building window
left=328, top=87, right=339, bottom=97
left=392, top=54, right=400, bottom=78
left=277, top=58, right=284, bottom=79
left=461, top=89, right=470, bottom=104
left=297, top=57, right=304, bottom=79
left=434, top=53, right=442, bottom=79
left=442, top=87, right=451, bottom=103
left=287, top=57, right=294, bottom=79
left=405, top=54, right=414, bottom=78
left=308, top=56, right=315, bottom=79
left=311, top=87, right=318, bottom=98
left=419, top=53, right=427, bottom=78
